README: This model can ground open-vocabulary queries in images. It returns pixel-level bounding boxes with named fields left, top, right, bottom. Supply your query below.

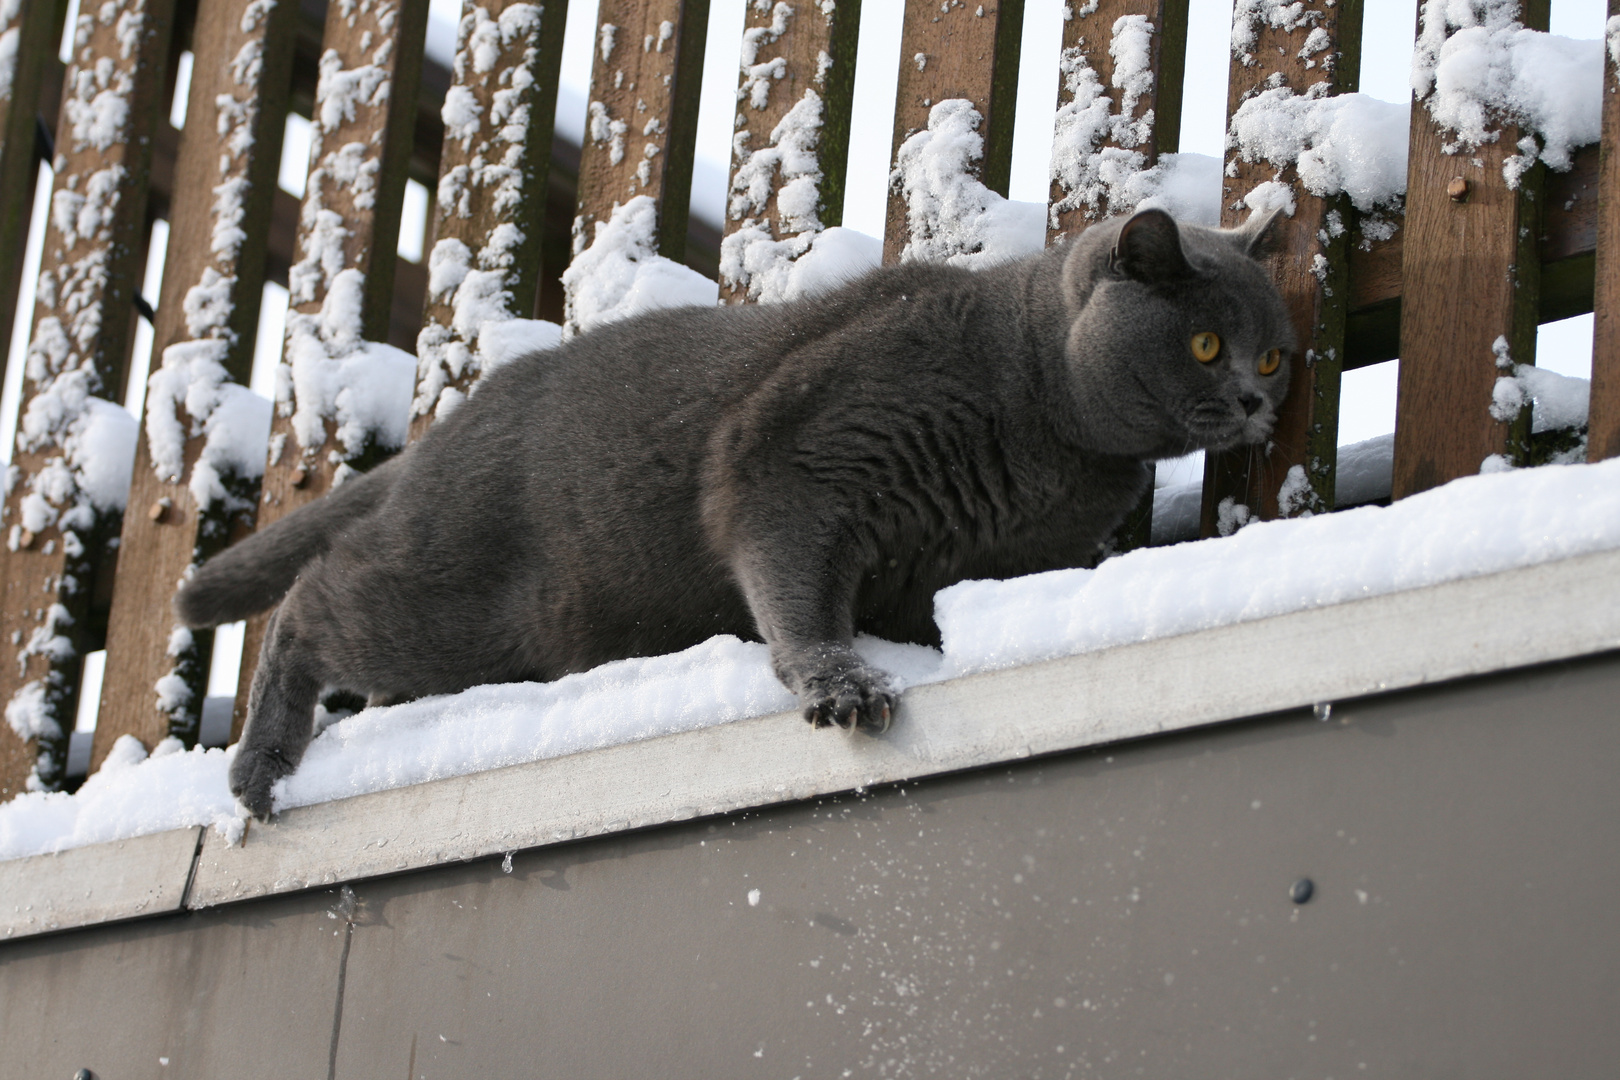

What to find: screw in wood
left=1290, top=877, right=1315, bottom=904
left=1447, top=176, right=1470, bottom=203
left=290, top=466, right=309, bottom=488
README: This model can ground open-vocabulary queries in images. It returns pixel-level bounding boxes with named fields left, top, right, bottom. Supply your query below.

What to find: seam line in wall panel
left=328, top=918, right=356, bottom=1079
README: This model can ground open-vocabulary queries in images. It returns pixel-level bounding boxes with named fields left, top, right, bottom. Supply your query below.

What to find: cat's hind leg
left=229, top=602, right=327, bottom=819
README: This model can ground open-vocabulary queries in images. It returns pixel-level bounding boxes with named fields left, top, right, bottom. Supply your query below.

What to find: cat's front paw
left=229, top=746, right=296, bottom=820
left=801, top=666, right=896, bottom=733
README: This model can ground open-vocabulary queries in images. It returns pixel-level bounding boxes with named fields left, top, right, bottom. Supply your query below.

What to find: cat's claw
left=229, top=746, right=295, bottom=821
left=800, top=669, right=896, bottom=734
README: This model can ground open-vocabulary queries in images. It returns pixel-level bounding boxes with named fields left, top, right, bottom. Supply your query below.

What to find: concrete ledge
left=186, top=547, right=1620, bottom=909
left=0, top=827, right=201, bottom=939
left=4, top=548, right=1616, bottom=935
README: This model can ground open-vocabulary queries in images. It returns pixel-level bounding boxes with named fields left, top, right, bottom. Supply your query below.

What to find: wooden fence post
left=1045, top=0, right=1186, bottom=236
left=1589, top=0, right=1620, bottom=463
left=717, top=0, right=861, bottom=304
left=0, top=0, right=70, bottom=384
left=230, top=0, right=429, bottom=737
left=1045, top=0, right=1187, bottom=550
left=883, top=0, right=1025, bottom=265
left=1391, top=0, right=1549, bottom=498
left=0, top=0, right=177, bottom=797
left=88, top=0, right=296, bottom=771
left=1198, top=0, right=1362, bottom=537
left=571, top=0, right=710, bottom=276
left=408, top=0, right=567, bottom=438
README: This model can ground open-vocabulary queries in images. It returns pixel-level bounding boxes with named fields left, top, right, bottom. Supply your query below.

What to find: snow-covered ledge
left=6, top=544, right=1617, bottom=938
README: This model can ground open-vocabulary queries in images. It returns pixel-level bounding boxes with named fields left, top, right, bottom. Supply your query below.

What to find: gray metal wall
left=3, top=652, right=1618, bottom=1079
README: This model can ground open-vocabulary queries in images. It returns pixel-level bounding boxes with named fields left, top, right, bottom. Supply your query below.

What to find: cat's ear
left=1111, top=209, right=1193, bottom=284
left=1231, top=205, right=1286, bottom=259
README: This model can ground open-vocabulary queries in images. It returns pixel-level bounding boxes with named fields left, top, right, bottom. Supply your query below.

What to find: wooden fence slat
left=0, top=0, right=177, bottom=797
left=231, top=0, right=429, bottom=738
left=1044, top=0, right=1187, bottom=551
left=1589, top=0, right=1620, bottom=463
left=1390, top=0, right=1549, bottom=499
left=1196, top=0, right=1362, bottom=537
left=408, top=0, right=566, bottom=438
left=883, top=0, right=1025, bottom=265
left=572, top=0, right=710, bottom=272
left=89, top=0, right=297, bottom=772
left=0, top=0, right=70, bottom=388
left=1045, top=0, right=1186, bottom=237
left=717, top=0, right=860, bottom=304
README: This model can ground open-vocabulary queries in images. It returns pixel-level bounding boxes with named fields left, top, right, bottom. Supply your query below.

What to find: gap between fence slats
left=1197, top=0, right=1361, bottom=537
left=1589, top=0, right=1620, bottom=462
left=1391, top=0, right=1549, bottom=499
left=717, top=0, right=861, bottom=305
left=90, top=0, right=298, bottom=772
left=232, top=0, right=429, bottom=739
left=0, top=0, right=179, bottom=798
left=572, top=0, right=710, bottom=277
left=883, top=0, right=1025, bottom=265
left=408, top=0, right=566, bottom=440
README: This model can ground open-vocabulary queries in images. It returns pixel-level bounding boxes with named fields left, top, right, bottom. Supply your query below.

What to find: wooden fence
left=0, top=0, right=1611, bottom=801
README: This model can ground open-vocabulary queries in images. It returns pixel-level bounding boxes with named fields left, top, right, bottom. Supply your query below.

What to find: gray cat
left=177, top=208, right=1292, bottom=818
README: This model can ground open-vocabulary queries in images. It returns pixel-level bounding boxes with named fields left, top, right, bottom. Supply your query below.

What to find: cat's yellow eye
left=1190, top=331, right=1221, bottom=363
left=1259, top=347, right=1282, bottom=376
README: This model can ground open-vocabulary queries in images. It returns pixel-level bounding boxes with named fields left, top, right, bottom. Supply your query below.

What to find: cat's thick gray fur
left=177, top=209, right=1293, bottom=818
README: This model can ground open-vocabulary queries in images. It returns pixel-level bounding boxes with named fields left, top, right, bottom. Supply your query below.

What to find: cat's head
left=1060, top=208, right=1294, bottom=459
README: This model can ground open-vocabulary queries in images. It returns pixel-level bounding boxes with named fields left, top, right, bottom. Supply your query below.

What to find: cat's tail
left=173, top=453, right=406, bottom=628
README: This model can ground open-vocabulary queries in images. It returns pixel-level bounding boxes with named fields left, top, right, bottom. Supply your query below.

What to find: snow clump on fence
left=891, top=99, right=1045, bottom=266
left=1047, top=13, right=1163, bottom=223
left=1227, top=89, right=1411, bottom=212
left=561, top=196, right=719, bottom=335
left=415, top=3, right=552, bottom=422
left=1412, top=0, right=1603, bottom=186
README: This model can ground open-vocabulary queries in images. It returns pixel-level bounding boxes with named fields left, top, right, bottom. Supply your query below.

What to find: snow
left=721, top=87, right=858, bottom=302
left=1413, top=0, right=1604, bottom=185
left=561, top=196, right=718, bottom=335
left=64, top=53, right=133, bottom=153
left=938, top=456, right=1620, bottom=676
left=476, top=317, right=562, bottom=370
left=1231, top=0, right=1324, bottom=68
left=145, top=342, right=272, bottom=511
left=140, top=6, right=277, bottom=514
left=891, top=99, right=1046, bottom=267
left=1227, top=88, right=1411, bottom=212
left=4, top=452, right=1618, bottom=860
left=0, top=27, right=19, bottom=102
left=280, top=269, right=416, bottom=455
left=721, top=225, right=881, bottom=305
left=273, top=21, right=424, bottom=460
left=1047, top=13, right=1161, bottom=223
left=415, top=1, right=549, bottom=421
left=739, top=2, right=794, bottom=110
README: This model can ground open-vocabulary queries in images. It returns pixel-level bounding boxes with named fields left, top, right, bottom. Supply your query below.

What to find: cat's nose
left=1240, top=392, right=1264, bottom=417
